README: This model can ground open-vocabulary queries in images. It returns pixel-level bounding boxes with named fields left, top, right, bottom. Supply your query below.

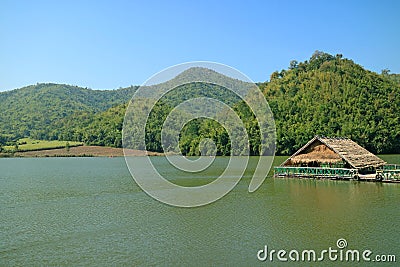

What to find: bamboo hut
left=275, top=136, right=388, bottom=180
left=282, top=136, right=386, bottom=170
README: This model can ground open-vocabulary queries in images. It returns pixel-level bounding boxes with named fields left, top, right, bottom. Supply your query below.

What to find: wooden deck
left=274, top=164, right=400, bottom=183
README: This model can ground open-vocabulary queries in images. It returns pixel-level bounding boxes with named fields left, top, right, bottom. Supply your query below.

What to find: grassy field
left=3, top=138, right=83, bottom=152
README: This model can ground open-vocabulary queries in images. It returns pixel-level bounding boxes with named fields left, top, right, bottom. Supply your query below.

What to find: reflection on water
left=0, top=157, right=399, bottom=266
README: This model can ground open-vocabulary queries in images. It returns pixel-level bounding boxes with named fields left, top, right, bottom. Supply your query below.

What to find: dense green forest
left=0, top=84, right=137, bottom=144
left=260, top=51, right=400, bottom=154
left=0, top=51, right=399, bottom=155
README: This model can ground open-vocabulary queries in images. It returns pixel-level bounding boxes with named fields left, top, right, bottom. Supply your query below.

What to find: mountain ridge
left=0, top=52, right=399, bottom=154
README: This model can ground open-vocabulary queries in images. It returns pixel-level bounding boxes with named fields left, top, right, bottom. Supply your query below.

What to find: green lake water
left=1, top=155, right=399, bottom=266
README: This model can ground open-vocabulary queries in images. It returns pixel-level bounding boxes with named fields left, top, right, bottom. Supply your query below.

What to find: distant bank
left=1, top=145, right=163, bottom=157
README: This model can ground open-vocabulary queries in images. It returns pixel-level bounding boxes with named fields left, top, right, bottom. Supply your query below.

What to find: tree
left=311, top=50, right=324, bottom=60
left=270, top=71, right=279, bottom=81
left=381, top=69, right=390, bottom=76
left=289, top=60, right=298, bottom=70
left=65, top=141, right=70, bottom=152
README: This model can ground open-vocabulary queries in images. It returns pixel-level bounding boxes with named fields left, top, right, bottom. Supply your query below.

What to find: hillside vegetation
left=0, top=83, right=137, bottom=142
left=0, top=52, right=399, bottom=155
left=261, top=51, right=400, bottom=154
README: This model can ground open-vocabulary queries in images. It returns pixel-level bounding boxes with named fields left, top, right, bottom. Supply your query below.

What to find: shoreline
left=0, top=145, right=163, bottom=158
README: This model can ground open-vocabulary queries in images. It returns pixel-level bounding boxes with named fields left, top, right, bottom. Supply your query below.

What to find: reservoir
left=1, top=156, right=399, bottom=265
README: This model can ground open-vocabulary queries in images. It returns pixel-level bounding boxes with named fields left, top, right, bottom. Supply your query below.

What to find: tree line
left=0, top=52, right=399, bottom=155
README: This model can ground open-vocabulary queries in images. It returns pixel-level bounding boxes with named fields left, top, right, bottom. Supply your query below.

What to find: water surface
left=1, top=156, right=399, bottom=265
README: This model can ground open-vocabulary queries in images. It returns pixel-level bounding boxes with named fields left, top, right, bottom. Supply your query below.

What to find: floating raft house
left=274, top=136, right=400, bottom=182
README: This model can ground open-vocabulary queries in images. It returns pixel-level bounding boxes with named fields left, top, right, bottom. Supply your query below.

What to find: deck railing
left=381, top=164, right=400, bottom=170
left=378, top=165, right=400, bottom=180
left=274, top=165, right=400, bottom=181
left=274, top=166, right=356, bottom=179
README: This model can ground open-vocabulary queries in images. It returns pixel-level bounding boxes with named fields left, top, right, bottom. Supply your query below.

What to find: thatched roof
left=289, top=144, right=342, bottom=164
left=282, top=136, right=386, bottom=169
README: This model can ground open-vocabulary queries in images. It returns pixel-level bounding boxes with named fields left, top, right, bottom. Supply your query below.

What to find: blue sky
left=1, top=0, right=399, bottom=91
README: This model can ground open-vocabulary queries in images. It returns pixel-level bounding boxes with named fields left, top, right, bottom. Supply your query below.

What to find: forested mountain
left=50, top=73, right=261, bottom=155
left=0, top=83, right=137, bottom=142
left=0, top=52, right=399, bottom=155
left=260, top=51, right=400, bottom=154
